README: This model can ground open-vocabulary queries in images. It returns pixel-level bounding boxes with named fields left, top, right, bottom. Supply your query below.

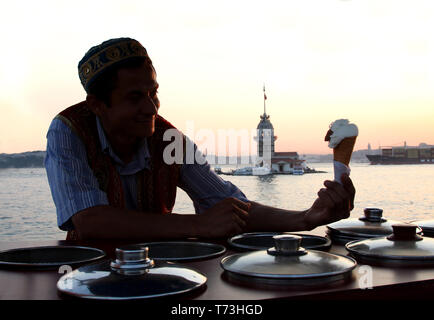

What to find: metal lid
left=327, top=208, right=404, bottom=243
left=228, top=232, right=331, bottom=251
left=135, top=241, right=226, bottom=261
left=57, top=245, right=207, bottom=300
left=0, top=246, right=106, bottom=270
left=221, top=235, right=356, bottom=286
left=346, top=224, right=434, bottom=267
left=412, top=219, right=434, bottom=237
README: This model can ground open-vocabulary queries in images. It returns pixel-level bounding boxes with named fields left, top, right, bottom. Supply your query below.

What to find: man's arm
left=71, top=171, right=353, bottom=239
left=245, top=174, right=355, bottom=232
left=177, top=142, right=355, bottom=234
left=244, top=202, right=309, bottom=232
left=72, top=197, right=250, bottom=240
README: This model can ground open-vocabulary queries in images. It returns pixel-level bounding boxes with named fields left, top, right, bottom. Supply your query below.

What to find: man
left=45, top=37, right=355, bottom=240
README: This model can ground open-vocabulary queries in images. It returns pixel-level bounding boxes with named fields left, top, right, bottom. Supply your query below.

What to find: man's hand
left=198, top=197, right=250, bottom=238
left=304, top=174, right=355, bottom=229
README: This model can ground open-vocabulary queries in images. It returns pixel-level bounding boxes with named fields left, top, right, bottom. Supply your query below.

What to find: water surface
left=0, top=163, right=433, bottom=241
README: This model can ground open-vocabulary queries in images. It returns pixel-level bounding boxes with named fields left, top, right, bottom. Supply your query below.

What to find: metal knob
left=273, top=234, right=302, bottom=254
left=362, top=208, right=384, bottom=222
left=110, top=245, right=154, bottom=274
left=387, top=223, right=422, bottom=241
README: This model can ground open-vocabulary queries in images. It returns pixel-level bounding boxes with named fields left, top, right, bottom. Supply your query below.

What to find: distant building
left=254, top=86, right=305, bottom=173
left=255, top=110, right=276, bottom=159
left=271, top=152, right=305, bottom=173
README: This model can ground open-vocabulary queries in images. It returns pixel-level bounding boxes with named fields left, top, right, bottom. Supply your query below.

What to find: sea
left=0, top=163, right=433, bottom=242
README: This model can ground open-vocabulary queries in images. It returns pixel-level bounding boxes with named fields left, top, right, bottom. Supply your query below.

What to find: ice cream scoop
left=325, top=119, right=358, bottom=149
left=325, top=119, right=358, bottom=183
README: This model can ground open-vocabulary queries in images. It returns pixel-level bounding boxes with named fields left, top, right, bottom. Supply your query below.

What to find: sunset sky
left=1, top=0, right=433, bottom=155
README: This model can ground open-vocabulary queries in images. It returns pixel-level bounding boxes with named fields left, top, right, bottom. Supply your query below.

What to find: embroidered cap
left=78, top=37, right=149, bottom=92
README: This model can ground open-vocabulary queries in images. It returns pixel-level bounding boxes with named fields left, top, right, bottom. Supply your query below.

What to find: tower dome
left=257, top=113, right=274, bottom=130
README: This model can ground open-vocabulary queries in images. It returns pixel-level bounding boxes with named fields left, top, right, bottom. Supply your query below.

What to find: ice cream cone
left=333, top=136, right=357, bottom=166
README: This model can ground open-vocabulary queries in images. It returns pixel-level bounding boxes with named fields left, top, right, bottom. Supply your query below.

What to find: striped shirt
left=45, top=117, right=248, bottom=231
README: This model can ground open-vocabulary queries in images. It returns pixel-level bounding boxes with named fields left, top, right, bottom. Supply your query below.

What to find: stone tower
left=254, top=85, right=277, bottom=166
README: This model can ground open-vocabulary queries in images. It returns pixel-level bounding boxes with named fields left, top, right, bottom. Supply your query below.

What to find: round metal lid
left=346, top=224, right=434, bottom=267
left=228, top=232, right=331, bottom=251
left=57, top=245, right=207, bottom=300
left=327, top=208, right=404, bottom=240
left=0, top=246, right=106, bottom=270
left=221, top=235, right=356, bottom=285
left=412, top=219, right=434, bottom=237
left=135, top=241, right=226, bottom=261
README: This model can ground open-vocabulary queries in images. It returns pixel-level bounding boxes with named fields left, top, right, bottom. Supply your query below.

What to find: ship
left=366, top=143, right=434, bottom=165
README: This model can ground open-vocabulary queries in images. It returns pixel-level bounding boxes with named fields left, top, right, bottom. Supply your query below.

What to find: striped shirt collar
left=95, top=116, right=150, bottom=173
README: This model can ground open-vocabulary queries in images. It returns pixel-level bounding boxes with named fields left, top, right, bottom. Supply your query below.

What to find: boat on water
left=214, top=166, right=222, bottom=174
left=215, top=165, right=314, bottom=176
left=231, top=166, right=272, bottom=176
left=232, top=167, right=252, bottom=176
left=292, top=167, right=304, bottom=175
left=252, top=166, right=272, bottom=176
left=366, top=144, right=434, bottom=165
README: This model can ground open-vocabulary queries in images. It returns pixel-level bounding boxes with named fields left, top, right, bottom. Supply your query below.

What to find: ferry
left=292, top=167, right=305, bottom=175
left=231, top=166, right=272, bottom=176
left=366, top=144, right=434, bottom=165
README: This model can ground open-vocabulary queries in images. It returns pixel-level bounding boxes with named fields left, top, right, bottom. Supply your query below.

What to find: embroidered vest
left=56, top=101, right=181, bottom=240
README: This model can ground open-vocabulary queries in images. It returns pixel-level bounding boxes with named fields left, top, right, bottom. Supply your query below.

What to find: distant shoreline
left=0, top=151, right=46, bottom=168
left=0, top=150, right=373, bottom=169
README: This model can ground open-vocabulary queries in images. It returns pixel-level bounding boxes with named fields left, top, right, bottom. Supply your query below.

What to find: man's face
left=101, top=64, right=160, bottom=139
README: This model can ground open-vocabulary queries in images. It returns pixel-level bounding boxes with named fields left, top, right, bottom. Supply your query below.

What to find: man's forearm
left=245, top=201, right=311, bottom=232
left=72, top=205, right=203, bottom=240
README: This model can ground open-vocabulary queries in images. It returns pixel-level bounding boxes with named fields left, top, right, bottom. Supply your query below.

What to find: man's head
left=78, top=38, right=159, bottom=139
